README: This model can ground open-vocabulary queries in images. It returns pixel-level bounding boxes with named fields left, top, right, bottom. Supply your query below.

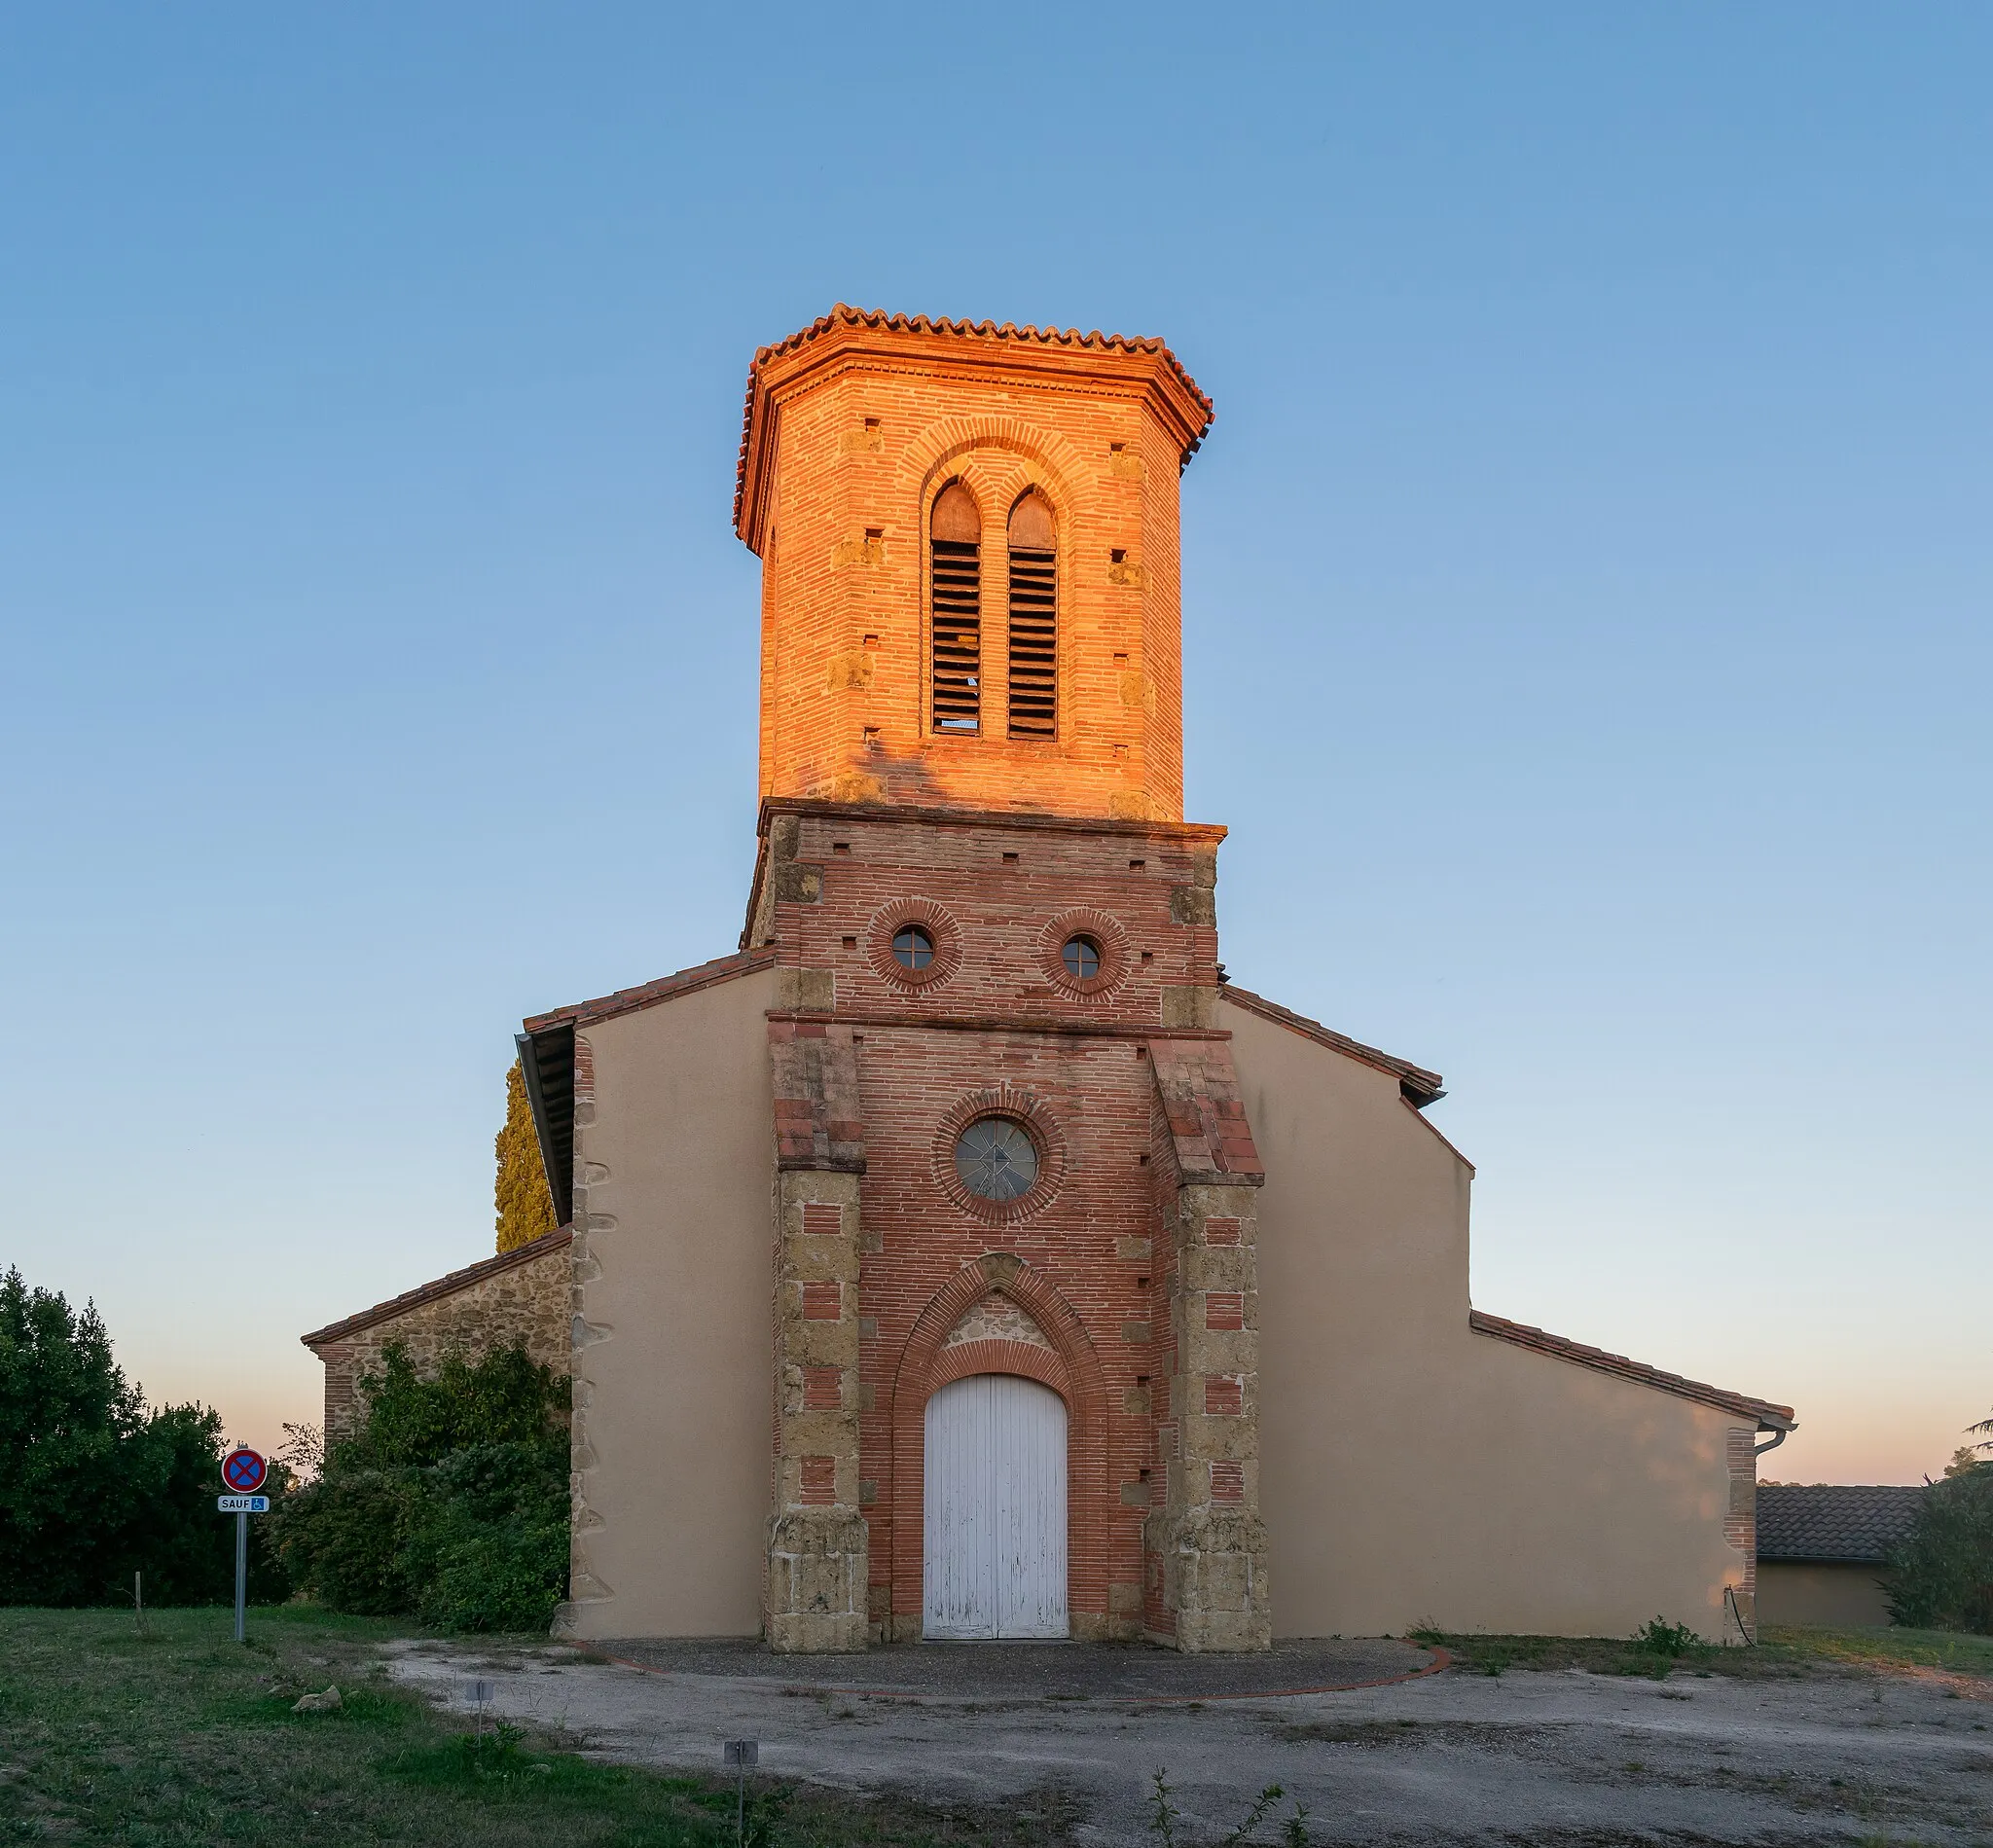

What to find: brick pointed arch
left=888, top=1253, right=1110, bottom=1636
left=895, top=413, right=1090, bottom=515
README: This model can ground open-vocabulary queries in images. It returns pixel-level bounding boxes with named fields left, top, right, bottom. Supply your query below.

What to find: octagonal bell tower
left=734, top=307, right=1214, bottom=824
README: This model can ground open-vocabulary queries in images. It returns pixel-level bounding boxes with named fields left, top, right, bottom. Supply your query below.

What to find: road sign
left=221, top=1446, right=269, bottom=1644
left=724, top=1741, right=759, bottom=1845
left=223, top=1447, right=268, bottom=1494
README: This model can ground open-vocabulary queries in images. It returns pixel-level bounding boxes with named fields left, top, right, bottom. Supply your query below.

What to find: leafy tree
left=0, top=1267, right=287, bottom=1606
left=272, top=1341, right=568, bottom=1631
left=1886, top=1407, right=1993, bottom=1634
left=495, top=1057, right=558, bottom=1252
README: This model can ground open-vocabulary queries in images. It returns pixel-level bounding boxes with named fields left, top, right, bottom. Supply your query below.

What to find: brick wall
left=737, top=315, right=1211, bottom=824
left=759, top=800, right=1266, bottom=1646
left=1723, top=1424, right=1759, bottom=1641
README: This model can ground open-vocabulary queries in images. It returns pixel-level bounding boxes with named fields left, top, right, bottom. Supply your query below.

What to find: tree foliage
left=271, top=1342, right=568, bottom=1631
left=0, top=1267, right=288, bottom=1606
left=494, top=1057, right=557, bottom=1253
left=1887, top=1409, right=1993, bottom=1635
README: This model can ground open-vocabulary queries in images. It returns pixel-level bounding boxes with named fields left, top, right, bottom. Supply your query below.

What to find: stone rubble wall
left=310, top=1239, right=572, bottom=1443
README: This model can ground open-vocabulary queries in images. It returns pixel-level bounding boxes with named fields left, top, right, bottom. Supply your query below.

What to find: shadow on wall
left=797, top=726, right=1159, bottom=822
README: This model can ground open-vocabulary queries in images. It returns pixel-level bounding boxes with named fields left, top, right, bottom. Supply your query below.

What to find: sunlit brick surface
left=735, top=313, right=1213, bottom=823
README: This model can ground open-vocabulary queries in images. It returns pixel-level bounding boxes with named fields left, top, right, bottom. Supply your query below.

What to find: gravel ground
left=596, top=1635, right=1435, bottom=1699
left=387, top=1638, right=1993, bottom=1847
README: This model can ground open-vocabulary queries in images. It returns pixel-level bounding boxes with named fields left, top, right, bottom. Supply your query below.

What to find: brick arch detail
left=929, top=1336, right=1069, bottom=1398
left=897, top=415, right=1089, bottom=525
left=888, top=1255, right=1111, bottom=1629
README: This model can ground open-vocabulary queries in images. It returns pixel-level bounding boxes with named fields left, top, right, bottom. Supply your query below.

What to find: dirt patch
left=388, top=1640, right=1993, bottom=1846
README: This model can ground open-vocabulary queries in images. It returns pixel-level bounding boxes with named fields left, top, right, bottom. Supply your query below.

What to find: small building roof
left=300, top=1226, right=573, bottom=1352
left=1220, top=982, right=1445, bottom=1107
left=522, top=947, right=776, bottom=1035
left=1471, top=1310, right=1796, bottom=1431
left=1756, top=1484, right=1926, bottom=1562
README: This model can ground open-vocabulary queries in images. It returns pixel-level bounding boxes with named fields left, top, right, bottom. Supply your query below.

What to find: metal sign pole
left=723, top=1741, right=757, bottom=1846
left=220, top=1443, right=268, bottom=1644
left=234, top=1508, right=247, bottom=1643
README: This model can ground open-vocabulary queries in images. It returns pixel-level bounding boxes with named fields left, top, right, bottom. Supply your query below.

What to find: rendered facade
left=308, top=307, right=1797, bottom=1649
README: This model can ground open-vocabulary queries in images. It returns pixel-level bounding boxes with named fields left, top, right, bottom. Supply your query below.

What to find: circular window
left=1061, top=935, right=1101, bottom=982
left=1038, top=908, right=1130, bottom=998
left=953, top=1117, right=1039, bottom=1202
left=867, top=900, right=960, bottom=991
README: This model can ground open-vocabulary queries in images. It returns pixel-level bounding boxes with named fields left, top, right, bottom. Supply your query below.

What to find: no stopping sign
left=223, top=1447, right=268, bottom=1494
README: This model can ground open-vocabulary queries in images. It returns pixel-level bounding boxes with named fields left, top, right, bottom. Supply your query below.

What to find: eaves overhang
left=733, top=305, right=1215, bottom=556
left=1472, top=1309, right=1797, bottom=1433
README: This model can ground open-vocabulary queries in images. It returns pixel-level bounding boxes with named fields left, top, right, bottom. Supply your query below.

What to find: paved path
left=387, top=1639, right=1993, bottom=1846
left=598, top=1636, right=1438, bottom=1700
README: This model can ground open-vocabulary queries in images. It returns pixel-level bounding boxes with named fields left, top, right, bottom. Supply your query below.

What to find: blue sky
left=2, top=7, right=1985, bottom=1482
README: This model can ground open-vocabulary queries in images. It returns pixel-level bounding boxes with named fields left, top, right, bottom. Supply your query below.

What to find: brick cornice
left=757, top=795, right=1227, bottom=847
left=768, top=1008, right=1228, bottom=1042
left=735, top=306, right=1214, bottom=550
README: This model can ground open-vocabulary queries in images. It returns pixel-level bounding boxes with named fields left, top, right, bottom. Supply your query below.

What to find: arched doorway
left=923, top=1373, right=1069, bottom=1639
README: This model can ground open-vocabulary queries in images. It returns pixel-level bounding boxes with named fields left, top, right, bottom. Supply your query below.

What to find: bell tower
left=734, top=308, right=1214, bottom=821
left=738, top=309, right=1269, bottom=1658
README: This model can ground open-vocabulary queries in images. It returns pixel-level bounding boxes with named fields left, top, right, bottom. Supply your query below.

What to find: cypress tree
left=494, top=1058, right=557, bottom=1252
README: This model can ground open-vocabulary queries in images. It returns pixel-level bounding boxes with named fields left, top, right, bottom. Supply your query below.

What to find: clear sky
left=3, top=7, right=1986, bottom=1484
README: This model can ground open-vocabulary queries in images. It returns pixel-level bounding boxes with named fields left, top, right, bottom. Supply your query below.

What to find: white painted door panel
left=923, top=1374, right=1069, bottom=1640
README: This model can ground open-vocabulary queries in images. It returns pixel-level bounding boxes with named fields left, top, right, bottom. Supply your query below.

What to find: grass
left=0, top=1606, right=1066, bottom=1847
left=1759, top=1622, right=1993, bottom=1678
left=1410, top=1620, right=1993, bottom=1683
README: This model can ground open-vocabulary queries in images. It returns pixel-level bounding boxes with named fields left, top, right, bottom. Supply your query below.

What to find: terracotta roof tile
left=300, top=1226, right=573, bottom=1351
left=1220, top=983, right=1445, bottom=1105
left=733, top=305, right=1214, bottom=534
left=1470, top=1309, right=1796, bottom=1431
left=1756, top=1483, right=1925, bottom=1561
left=522, top=947, right=776, bottom=1035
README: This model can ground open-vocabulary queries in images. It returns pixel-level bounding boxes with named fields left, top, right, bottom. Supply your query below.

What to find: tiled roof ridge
left=1470, top=1309, right=1796, bottom=1431
left=301, top=1225, right=573, bottom=1350
left=734, top=304, right=1214, bottom=530
left=1220, top=983, right=1445, bottom=1105
left=523, top=946, right=778, bottom=1034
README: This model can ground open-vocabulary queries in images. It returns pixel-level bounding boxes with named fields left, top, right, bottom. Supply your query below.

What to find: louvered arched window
left=1006, top=491, right=1058, bottom=739
left=929, top=483, right=982, bottom=734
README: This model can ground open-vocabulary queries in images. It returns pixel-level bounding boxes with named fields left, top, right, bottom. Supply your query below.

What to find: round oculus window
left=953, top=1117, right=1039, bottom=1202
left=892, top=924, right=935, bottom=971
left=1061, top=935, right=1102, bottom=982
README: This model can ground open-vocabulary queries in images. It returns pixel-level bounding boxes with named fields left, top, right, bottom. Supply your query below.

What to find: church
left=306, top=307, right=1794, bottom=1651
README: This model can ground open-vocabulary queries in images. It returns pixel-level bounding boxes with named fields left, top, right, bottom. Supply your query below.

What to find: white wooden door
left=923, top=1373, right=1069, bottom=1639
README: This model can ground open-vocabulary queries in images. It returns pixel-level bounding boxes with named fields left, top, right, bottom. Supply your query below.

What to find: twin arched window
left=929, top=484, right=1059, bottom=740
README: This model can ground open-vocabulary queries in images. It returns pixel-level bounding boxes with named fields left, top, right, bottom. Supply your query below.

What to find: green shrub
left=272, top=1342, right=568, bottom=1632
left=272, top=1468, right=420, bottom=1615
left=1634, top=1616, right=1702, bottom=1657
left=1887, top=1463, right=1993, bottom=1634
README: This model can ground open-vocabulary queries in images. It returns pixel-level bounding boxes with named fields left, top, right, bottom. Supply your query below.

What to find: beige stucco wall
left=1229, top=996, right=1757, bottom=1643
left=1757, top=1561, right=1894, bottom=1630
left=560, top=968, right=777, bottom=1640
